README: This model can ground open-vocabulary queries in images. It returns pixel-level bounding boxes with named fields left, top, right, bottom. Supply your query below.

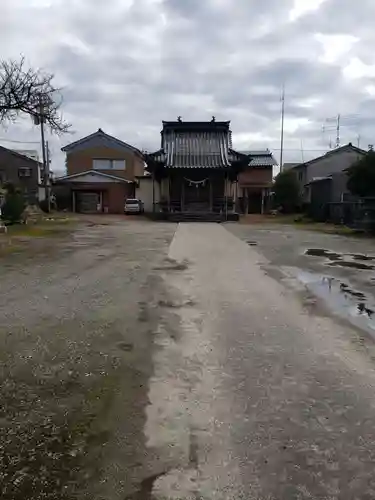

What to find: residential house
left=288, top=143, right=366, bottom=204
left=56, top=129, right=144, bottom=213
left=237, top=150, right=277, bottom=213
left=12, top=149, right=53, bottom=201
left=0, top=145, right=41, bottom=204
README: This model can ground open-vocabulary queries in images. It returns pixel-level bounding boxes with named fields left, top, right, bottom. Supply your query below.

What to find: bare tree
left=0, top=57, right=71, bottom=134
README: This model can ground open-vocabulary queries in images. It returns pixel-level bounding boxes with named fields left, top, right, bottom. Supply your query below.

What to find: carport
left=55, top=170, right=135, bottom=214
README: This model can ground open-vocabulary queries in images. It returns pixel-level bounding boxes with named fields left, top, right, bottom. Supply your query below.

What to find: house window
left=298, top=171, right=303, bottom=182
left=93, top=159, right=126, bottom=170
left=18, top=167, right=32, bottom=178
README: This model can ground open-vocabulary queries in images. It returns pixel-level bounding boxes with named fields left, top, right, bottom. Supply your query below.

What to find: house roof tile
left=238, top=150, right=278, bottom=167
left=61, top=129, right=143, bottom=156
left=55, top=170, right=133, bottom=183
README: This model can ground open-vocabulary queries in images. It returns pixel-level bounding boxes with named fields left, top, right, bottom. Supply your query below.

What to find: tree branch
left=0, top=57, right=71, bottom=134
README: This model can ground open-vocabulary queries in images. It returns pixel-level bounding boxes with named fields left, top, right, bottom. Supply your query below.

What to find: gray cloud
left=0, top=0, right=374, bottom=170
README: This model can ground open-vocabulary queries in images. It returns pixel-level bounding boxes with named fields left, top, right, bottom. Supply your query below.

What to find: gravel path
left=0, top=219, right=177, bottom=500
left=147, top=222, right=375, bottom=499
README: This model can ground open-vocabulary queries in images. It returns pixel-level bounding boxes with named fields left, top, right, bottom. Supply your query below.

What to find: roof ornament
left=177, top=116, right=182, bottom=122
left=211, top=116, right=216, bottom=122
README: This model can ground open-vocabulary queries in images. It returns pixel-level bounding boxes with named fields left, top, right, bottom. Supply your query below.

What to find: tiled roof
left=55, top=170, right=133, bottom=183
left=61, top=128, right=142, bottom=156
left=164, top=130, right=230, bottom=168
left=146, top=122, right=281, bottom=169
left=146, top=121, right=246, bottom=169
left=239, top=150, right=278, bottom=167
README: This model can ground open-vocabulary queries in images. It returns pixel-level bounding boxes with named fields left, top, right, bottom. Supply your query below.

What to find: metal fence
left=310, top=199, right=375, bottom=232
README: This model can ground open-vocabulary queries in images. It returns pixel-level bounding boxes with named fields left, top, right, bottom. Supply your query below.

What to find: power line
left=271, top=148, right=330, bottom=151
left=0, top=137, right=40, bottom=144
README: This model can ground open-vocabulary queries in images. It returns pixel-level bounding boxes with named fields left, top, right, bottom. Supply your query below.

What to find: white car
left=124, top=198, right=144, bottom=215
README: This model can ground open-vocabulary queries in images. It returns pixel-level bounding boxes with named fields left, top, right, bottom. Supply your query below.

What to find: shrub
left=1, top=186, right=26, bottom=224
left=272, top=170, right=301, bottom=213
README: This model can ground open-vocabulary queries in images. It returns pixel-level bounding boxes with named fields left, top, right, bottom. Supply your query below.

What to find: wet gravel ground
left=227, top=222, right=375, bottom=359
left=147, top=223, right=375, bottom=499
left=226, top=223, right=375, bottom=299
left=0, top=218, right=177, bottom=500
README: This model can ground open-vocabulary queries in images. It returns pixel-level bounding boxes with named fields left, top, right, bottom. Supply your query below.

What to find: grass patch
left=0, top=217, right=78, bottom=258
left=296, top=222, right=365, bottom=236
left=261, top=214, right=369, bottom=237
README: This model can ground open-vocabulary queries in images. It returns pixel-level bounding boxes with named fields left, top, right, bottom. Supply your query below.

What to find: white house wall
left=136, top=178, right=160, bottom=212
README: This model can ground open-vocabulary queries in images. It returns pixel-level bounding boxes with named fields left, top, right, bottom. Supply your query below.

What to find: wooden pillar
left=244, top=188, right=249, bottom=215
left=99, top=191, right=103, bottom=213
left=261, top=188, right=265, bottom=214
left=224, top=171, right=228, bottom=221
left=152, top=171, right=155, bottom=214
left=72, top=190, right=76, bottom=213
left=181, top=177, right=185, bottom=212
left=168, top=171, right=171, bottom=212
left=235, top=181, right=238, bottom=213
left=209, top=177, right=213, bottom=211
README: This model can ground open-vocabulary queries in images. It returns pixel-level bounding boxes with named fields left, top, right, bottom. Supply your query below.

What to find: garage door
left=76, top=192, right=100, bottom=213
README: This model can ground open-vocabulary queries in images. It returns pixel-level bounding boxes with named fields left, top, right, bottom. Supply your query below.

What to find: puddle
left=306, top=248, right=342, bottom=260
left=350, top=253, right=375, bottom=261
left=294, top=269, right=375, bottom=338
left=328, top=260, right=374, bottom=271
left=305, top=249, right=375, bottom=270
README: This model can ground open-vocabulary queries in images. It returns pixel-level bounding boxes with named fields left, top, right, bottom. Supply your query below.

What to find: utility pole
left=37, top=95, right=50, bottom=212
left=46, top=140, right=51, bottom=195
left=280, top=85, right=285, bottom=171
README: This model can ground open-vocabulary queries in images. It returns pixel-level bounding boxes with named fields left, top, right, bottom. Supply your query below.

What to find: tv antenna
left=322, top=114, right=359, bottom=149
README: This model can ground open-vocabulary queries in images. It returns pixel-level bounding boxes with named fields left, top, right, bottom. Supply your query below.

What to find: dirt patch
left=158, top=299, right=196, bottom=309
left=124, top=471, right=169, bottom=500
left=153, top=257, right=190, bottom=272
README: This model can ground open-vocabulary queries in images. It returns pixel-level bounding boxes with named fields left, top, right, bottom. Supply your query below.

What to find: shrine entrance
left=184, top=177, right=210, bottom=211
left=168, top=171, right=228, bottom=213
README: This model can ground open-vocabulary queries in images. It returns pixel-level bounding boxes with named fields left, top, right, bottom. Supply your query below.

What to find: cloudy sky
left=1, top=0, right=375, bottom=173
